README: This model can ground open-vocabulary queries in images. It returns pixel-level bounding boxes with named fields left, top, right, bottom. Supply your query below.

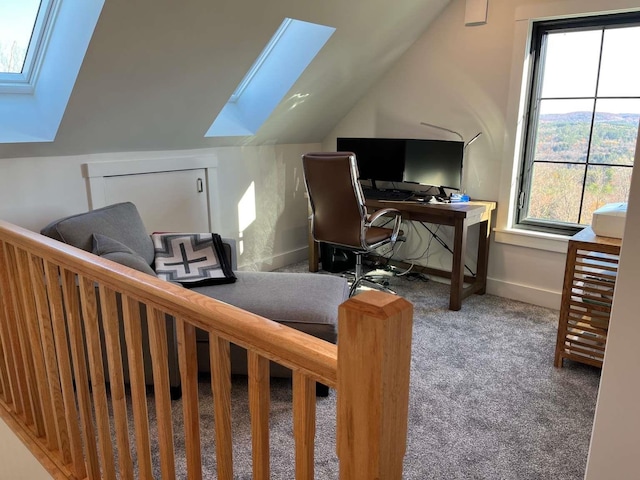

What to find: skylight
left=0, top=0, right=104, bottom=143
left=206, top=18, right=335, bottom=137
left=0, top=0, right=51, bottom=89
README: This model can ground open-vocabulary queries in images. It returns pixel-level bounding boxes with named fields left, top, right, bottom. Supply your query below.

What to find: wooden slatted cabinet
left=555, top=227, right=622, bottom=368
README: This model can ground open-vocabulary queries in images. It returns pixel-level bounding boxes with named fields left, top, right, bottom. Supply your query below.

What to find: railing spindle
left=293, top=371, right=316, bottom=480
left=0, top=240, right=22, bottom=411
left=79, top=275, right=116, bottom=480
left=99, top=285, right=134, bottom=479
left=177, top=318, right=202, bottom=480
left=61, top=268, right=101, bottom=479
left=248, top=351, right=270, bottom=480
left=121, top=295, right=153, bottom=479
left=147, top=306, right=177, bottom=480
left=209, top=333, right=233, bottom=480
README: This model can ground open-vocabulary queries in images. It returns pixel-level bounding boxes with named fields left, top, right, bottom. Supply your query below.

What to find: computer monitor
left=336, top=137, right=404, bottom=186
left=403, top=139, right=464, bottom=194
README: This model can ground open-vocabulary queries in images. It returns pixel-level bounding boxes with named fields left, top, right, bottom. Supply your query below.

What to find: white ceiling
left=0, top=0, right=450, bottom=157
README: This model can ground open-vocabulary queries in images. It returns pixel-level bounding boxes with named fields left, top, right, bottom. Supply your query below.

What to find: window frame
left=515, top=11, right=640, bottom=236
left=0, top=0, right=56, bottom=93
left=205, top=18, right=335, bottom=137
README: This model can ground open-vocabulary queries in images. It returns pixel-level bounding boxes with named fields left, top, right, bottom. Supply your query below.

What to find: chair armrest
left=366, top=208, right=402, bottom=243
left=367, top=208, right=399, bottom=224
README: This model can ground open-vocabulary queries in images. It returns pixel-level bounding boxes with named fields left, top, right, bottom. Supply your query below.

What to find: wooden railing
left=0, top=220, right=413, bottom=479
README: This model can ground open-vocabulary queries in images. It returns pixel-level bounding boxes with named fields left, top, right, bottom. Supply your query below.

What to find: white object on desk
left=591, top=202, right=627, bottom=239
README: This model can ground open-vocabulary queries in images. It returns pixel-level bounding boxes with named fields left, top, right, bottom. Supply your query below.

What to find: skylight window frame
left=206, top=17, right=335, bottom=137
left=0, top=0, right=104, bottom=143
left=228, top=18, right=293, bottom=103
left=0, top=0, right=57, bottom=94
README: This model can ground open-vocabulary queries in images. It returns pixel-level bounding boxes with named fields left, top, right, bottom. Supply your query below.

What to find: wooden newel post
left=337, top=290, right=413, bottom=479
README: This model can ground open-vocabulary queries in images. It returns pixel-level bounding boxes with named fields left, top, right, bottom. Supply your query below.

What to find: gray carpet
left=138, top=264, right=600, bottom=479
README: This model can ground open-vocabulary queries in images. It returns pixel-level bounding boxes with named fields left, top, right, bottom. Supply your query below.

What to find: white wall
left=0, top=143, right=317, bottom=271
left=325, top=0, right=640, bottom=309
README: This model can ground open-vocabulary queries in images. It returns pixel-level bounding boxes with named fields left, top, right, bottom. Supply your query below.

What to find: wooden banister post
left=337, top=290, right=413, bottom=480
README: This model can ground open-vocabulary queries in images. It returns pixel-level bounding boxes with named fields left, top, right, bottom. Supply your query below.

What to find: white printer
left=591, top=202, right=627, bottom=239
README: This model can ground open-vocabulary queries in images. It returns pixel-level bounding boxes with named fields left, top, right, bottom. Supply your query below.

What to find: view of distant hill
left=535, top=111, right=639, bottom=165
left=540, top=111, right=640, bottom=124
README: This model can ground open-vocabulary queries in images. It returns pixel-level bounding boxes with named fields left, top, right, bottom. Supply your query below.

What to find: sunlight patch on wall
left=237, top=181, right=257, bottom=255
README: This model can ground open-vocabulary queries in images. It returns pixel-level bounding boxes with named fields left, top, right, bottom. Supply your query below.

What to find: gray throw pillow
left=41, top=202, right=155, bottom=265
left=92, top=233, right=156, bottom=276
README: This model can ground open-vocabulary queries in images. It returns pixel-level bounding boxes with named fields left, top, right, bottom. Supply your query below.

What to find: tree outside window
left=0, top=1, right=43, bottom=74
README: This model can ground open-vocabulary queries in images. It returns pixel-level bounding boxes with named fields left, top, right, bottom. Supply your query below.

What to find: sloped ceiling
left=0, top=0, right=450, bottom=158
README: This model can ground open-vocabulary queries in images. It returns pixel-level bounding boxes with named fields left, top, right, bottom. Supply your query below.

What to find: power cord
left=419, top=222, right=476, bottom=277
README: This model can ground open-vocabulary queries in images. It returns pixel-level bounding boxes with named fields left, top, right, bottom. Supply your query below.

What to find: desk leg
left=450, top=218, right=468, bottom=311
left=476, top=219, right=490, bottom=295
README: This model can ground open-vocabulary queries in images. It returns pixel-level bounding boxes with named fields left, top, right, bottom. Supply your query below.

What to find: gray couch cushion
left=92, top=233, right=156, bottom=276
left=40, top=202, right=155, bottom=266
left=192, top=271, right=349, bottom=341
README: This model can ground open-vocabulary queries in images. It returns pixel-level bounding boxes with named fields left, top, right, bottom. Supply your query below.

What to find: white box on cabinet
left=591, top=202, right=627, bottom=239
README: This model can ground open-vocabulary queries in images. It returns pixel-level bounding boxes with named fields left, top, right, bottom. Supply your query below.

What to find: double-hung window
left=516, top=12, right=640, bottom=235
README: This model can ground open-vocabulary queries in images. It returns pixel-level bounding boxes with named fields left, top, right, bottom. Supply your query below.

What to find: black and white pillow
left=151, top=233, right=236, bottom=287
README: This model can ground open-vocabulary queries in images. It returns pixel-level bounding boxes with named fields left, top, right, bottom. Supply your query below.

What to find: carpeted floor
left=139, top=264, right=600, bottom=479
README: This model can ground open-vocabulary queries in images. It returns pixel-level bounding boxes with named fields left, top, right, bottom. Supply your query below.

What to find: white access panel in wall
left=82, top=151, right=221, bottom=235
left=103, top=169, right=209, bottom=233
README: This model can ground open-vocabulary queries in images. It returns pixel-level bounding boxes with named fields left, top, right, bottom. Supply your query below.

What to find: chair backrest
left=302, top=152, right=367, bottom=250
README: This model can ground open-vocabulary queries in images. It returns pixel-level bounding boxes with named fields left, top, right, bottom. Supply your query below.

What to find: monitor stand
left=437, top=186, right=448, bottom=199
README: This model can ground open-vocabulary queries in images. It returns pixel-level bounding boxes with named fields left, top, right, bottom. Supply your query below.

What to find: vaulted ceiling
left=0, top=0, right=450, bottom=158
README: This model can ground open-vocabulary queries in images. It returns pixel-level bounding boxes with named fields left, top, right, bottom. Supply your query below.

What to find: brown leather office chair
left=302, top=151, right=403, bottom=296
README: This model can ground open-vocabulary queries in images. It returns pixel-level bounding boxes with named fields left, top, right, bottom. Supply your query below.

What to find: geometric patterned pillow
left=151, top=233, right=236, bottom=287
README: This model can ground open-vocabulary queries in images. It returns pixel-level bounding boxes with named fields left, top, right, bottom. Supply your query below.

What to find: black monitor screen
left=336, top=138, right=404, bottom=183
left=403, top=139, right=464, bottom=190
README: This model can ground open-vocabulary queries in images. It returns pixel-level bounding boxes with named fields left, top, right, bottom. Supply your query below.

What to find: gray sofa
left=41, top=202, right=349, bottom=397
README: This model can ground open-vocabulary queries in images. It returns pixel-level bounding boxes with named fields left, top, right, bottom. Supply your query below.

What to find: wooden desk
left=308, top=200, right=496, bottom=310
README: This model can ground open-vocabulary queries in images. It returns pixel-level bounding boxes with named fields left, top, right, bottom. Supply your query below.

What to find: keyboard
left=363, top=189, right=414, bottom=201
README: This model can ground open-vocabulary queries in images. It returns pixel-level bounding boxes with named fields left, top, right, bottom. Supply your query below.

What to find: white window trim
left=494, top=227, right=569, bottom=253
left=495, top=0, right=640, bottom=252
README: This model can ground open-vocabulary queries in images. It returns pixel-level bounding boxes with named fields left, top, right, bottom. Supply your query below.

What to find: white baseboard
left=486, top=277, right=561, bottom=310
left=239, top=250, right=563, bottom=311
